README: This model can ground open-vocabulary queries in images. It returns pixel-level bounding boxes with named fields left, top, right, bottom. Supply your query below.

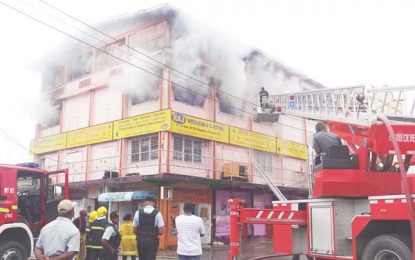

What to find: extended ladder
left=263, top=85, right=415, bottom=125
left=252, top=157, right=287, bottom=201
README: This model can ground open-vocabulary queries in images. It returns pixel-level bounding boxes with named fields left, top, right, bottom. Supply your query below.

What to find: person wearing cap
left=133, top=197, right=165, bottom=260
left=86, top=206, right=109, bottom=260
left=34, top=199, right=80, bottom=260
left=119, top=213, right=137, bottom=260
left=85, top=210, right=97, bottom=260
left=101, top=211, right=121, bottom=260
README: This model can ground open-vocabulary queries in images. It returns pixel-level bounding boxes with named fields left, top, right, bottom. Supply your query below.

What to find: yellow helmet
left=88, top=211, right=97, bottom=222
left=97, top=206, right=108, bottom=217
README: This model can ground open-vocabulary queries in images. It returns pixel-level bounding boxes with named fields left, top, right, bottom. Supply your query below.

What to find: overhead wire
left=3, top=0, right=316, bottom=135
left=34, top=0, right=259, bottom=108
left=2, top=0, right=261, bottom=118
left=0, top=1, right=313, bottom=184
left=0, top=127, right=64, bottom=163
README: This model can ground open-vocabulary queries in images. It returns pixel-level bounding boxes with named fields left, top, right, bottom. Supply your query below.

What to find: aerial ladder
left=229, top=85, right=415, bottom=260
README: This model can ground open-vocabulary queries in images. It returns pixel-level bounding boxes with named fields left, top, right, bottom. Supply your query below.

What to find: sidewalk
left=155, top=238, right=300, bottom=260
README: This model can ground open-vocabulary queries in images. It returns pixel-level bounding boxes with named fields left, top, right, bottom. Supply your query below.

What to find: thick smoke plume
left=38, top=4, right=312, bottom=127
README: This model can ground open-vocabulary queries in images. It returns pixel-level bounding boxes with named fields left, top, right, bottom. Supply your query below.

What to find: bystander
left=175, top=202, right=205, bottom=260
left=34, top=199, right=80, bottom=260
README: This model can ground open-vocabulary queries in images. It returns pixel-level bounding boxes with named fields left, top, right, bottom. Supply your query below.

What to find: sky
left=1, top=0, right=415, bottom=163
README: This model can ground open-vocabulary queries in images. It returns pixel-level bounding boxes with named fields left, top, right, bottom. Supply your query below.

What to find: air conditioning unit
left=223, top=163, right=248, bottom=181
left=103, top=171, right=118, bottom=179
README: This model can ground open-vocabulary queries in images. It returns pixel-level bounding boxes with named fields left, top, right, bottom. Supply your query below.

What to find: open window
left=45, top=183, right=64, bottom=222
left=17, top=171, right=43, bottom=224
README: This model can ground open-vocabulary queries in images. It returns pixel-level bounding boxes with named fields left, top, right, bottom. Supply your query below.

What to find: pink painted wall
left=215, top=190, right=252, bottom=237
left=92, top=86, right=122, bottom=125
left=62, top=94, right=90, bottom=132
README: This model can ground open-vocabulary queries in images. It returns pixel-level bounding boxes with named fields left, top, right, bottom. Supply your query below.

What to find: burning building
left=32, top=5, right=323, bottom=249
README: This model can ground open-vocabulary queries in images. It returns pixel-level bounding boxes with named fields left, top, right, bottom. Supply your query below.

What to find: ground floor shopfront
left=70, top=173, right=307, bottom=250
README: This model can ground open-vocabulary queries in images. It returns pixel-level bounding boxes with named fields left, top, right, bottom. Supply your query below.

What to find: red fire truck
left=0, top=163, right=69, bottom=259
left=228, top=85, right=415, bottom=260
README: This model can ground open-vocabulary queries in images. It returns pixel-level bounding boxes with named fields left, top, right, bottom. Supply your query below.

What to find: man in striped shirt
left=175, top=202, right=206, bottom=260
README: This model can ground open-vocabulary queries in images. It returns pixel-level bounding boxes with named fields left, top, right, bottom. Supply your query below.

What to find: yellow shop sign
left=67, top=123, right=113, bottom=148
left=30, top=133, right=67, bottom=154
left=113, top=110, right=171, bottom=139
left=229, top=127, right=276, bottom=153
left=276, top=138, right=308, bottom=160
left=171, top=112, right=229, bottom=143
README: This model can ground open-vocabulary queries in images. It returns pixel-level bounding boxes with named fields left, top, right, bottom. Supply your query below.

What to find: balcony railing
left=45, top=150, right=307, bottom=189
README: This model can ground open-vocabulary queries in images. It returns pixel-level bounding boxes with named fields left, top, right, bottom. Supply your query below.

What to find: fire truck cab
left=0, top=164, right=68, bottom=259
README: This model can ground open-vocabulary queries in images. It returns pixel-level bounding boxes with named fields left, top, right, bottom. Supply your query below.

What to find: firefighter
left=119, top=213, right=137, bottom=260
left=86, top=206, right=109, bottom=260
left=101, top=211, right=121, bottom=260
left=259, top=87, right=269, bottom=108
left=85, top=210, right=97, bottom=260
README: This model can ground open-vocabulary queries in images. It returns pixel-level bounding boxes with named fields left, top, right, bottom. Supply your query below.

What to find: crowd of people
left=35, top=197, right=205, bottom=260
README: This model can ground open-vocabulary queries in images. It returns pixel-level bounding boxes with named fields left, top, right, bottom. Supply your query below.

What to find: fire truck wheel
left=0, top=241, right=26, bottom=260
left=361, top=234, right=411, bottom=260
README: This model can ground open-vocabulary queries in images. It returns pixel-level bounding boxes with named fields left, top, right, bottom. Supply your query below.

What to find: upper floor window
left=173, top=136, right=202, bottom=163
left=95, top=38, right=127, bottom=72
left=254, top=150, right=273, bottom=173
left=131, top=135, right=158, bottom=162
left=67, top=52, right=93, bottom=81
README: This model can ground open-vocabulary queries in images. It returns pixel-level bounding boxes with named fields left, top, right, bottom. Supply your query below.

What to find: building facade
left=32, top=6, right=323, bottom=249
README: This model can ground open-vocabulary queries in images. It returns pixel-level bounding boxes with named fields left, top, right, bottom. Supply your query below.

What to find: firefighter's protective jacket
left=119, top=220, right=137, bottom=256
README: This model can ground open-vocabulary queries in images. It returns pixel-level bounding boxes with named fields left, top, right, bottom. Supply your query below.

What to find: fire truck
left=228, top=85, right=415, bottom=260
left=0, top=163, right=69, bottom=259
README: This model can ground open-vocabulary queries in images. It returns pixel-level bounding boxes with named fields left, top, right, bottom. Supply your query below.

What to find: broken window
left=41, top=65, right=65, bottom=91
left=128, top=68, right=162, bottom=105
left=172, top=74, right=207, bottom=107
left=95, top=38, right=128, bottom=71
left=67, top=52, right=92, bottom=81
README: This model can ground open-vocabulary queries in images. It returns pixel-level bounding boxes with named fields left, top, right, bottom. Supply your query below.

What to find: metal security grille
left=173, top=135, right=202, bottom=163
left=131, top=135, right=158, bottom=162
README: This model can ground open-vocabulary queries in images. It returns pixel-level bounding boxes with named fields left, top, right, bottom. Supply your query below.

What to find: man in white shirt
left=133, top=197, right=165, bottom=260
left=175, top=202, right=206, bottom=260
left=35, top=199, right=80, bottom=260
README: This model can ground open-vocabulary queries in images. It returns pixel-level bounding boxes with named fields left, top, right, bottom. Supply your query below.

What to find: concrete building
left=31, top=5, right=323, bottom=249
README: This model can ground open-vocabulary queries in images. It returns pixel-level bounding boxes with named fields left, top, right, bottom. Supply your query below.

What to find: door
left=195, top=204, right=211, bottom=244
left=178, top=203, right=212, bottom=244
left=17, top=170, right=44, bottom=237
left=310, top=206, right=334, bottom=255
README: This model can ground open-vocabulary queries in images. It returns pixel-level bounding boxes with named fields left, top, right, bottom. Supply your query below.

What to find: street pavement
left=155, top=238, right=306, bottom=260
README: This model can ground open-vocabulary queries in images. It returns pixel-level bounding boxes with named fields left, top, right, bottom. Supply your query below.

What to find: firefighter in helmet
left=85, top=206, right=109, bottom=259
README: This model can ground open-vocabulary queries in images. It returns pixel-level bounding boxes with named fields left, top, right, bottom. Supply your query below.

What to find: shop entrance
left=179, top=203, right=212, bottom=244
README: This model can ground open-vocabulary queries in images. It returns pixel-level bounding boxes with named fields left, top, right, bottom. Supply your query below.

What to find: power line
left=0, top=127, right=65, bottom=163
left=1, top=1, right=312, bottom=142
left=34, top=0, right=259, bottom=108
left=2, top=0, right=258, bottom=117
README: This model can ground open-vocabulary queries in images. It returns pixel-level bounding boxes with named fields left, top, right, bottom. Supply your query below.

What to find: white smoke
left=169, top=8, right=296, bottom=113
left=34, top=93, right=61, bottom=127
